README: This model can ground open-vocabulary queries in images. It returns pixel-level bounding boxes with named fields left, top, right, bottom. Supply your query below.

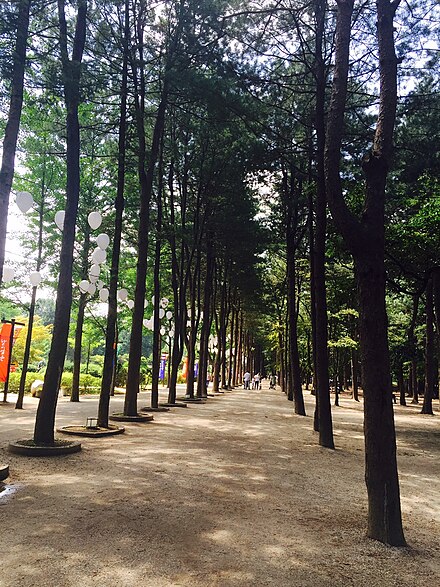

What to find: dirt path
left=0, top=386, right=439, bottom=587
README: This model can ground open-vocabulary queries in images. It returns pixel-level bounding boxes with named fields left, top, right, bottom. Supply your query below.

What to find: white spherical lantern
left=99, top=287, right=109, bottom=302
left=161, top=297, right=169, bottom=308
left=151, top=295, right=155, bottom=305
left=160, top=327, right=166, bottom=336
left=79, top=280, right=90, bottom=294
left=87, top=211, right=102, bottom=230
left=169, top=329, right=175, bottom=338
left=91, top=247, right=106, bottom=265
left=127, top=299, right=134, bottom=309
left=54, top=210, right=65, bottom=230
left=118, top=288, right=128, bottom=301
left=16, top=191, right=34, bottom=213
left=89, top=264, right=100, bottom=279
left=87, top=282, right=96, bottom=296
left=159, top=308, right=165, bottom=319
left=143, top=318, right=149, bottom=328
left=96, top=280, right=104, bottom=291
left=29, top=271, right=42, bottom=287
left=96, top=233, right=110, bottom=250
left=187, top=308, right=192, bottom=318
left=2, top=266, right=14, bottom=282
left=166, top=310, right=173, bottom=320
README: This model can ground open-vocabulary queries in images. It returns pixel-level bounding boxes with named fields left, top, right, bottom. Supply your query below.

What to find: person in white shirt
left=243, top=371, right=251, bottom=389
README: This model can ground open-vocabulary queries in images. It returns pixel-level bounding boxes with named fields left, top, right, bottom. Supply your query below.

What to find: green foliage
left=0, top=371, right=43, bottom=393
left=12, top=315, right=52, bottom=366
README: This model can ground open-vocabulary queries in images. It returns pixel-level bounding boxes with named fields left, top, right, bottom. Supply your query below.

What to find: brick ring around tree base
left=8, top=439, right=82, bottom=457
left=109, top=413, right=154, bottom=422
left=57, top=425, right=125, bottom=437
left=0, top=464, right=9, bottom=481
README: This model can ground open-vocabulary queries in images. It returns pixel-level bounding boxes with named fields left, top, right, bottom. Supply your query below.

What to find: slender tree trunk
left=313, top=0, right=334, bottom=447
left=397, top=362, right=406, bottom=406
left=351, top=349, right=359, bottom=402
left=97, top=0, right=128, bottom=428
left=16, top=160, right=46, bottom=410
left=324, top=0, right=405, bottom=545
left=197, top=237, right=214, bottom=398
left=421, top=278, right=435, bottom=414
left=71, top=293, right=87, bottom=402
left=0, top=0, right=31, bottom=285
left=34, top=0, right=88, bottom=444
left=124, top=88, right=168, bottom=415
left=151, top=144, right=165, bottom=409
left=285, top=173, right=306, bottom=414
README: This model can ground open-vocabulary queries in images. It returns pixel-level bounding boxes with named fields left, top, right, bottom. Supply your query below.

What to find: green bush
left=60, top=372, right=101, bottom=395
left=0, top=372, right=45, bottom=393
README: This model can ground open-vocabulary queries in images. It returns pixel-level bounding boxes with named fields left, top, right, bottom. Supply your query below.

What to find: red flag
left=0, top=323, right=12, bottom=383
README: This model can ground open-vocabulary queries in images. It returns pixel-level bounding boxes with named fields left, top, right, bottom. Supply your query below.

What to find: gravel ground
left=0, top=385, right=439, bottom=587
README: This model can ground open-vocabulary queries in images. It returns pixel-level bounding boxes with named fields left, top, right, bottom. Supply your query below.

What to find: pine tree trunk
left=71, top=293, right=87, bottom=402
left=356, top=254, right=405, bottom=545
left=97, top=0, right=128, bottom=428
left=324, top=0, right=405, bottom=545
left=34, top=0, right=87, bottom=444
left=0, top=0, right=31, bottom=285
left=421, top=277, right=435, bottom=414
left=313, top=0, right=334, bottom=446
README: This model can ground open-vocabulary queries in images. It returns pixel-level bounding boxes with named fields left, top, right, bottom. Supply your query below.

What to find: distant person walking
left=243, top=371, right=251, bottom=389
left=253, top=373, right=260, bottom=390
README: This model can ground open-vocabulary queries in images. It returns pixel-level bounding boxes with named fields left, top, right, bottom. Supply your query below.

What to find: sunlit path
left=1, top=385, right=439, bottom=587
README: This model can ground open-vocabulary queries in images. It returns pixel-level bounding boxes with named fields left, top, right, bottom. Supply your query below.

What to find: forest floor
left=0, top=384, right=439, bottom=587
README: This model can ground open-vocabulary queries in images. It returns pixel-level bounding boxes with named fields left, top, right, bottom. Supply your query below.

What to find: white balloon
left=87, top=282, right=96, bottom=296
left=89, top=274, right=98, bottom=284
left=96, top=233, right=110, bottom=250
left=91, top=247, right=106, bottom=265
left=96, top=280, right=104, bottom=291
left=2, top=266, right=14, bottom=282
left=143, top=319, right=149, bottom=328
left=118, top=288, right=128, bottom=301
left=159, top=308, right=165, bottom=319
left=187, top=308, right=192, bottom=318
left=16, top=191, right=34, bottom=213
left=169, top=329, right=175, bottom=338
left=151, top=296, right=155, bottom=305
left=87, top=211, right=102, bottom=230
left=79, top=280, right=90, bottom=294
left=161, top=297, right=169, bottom=308
left=55, top=210, right=65, bottom=230
left=148, top=320, right=154, bottom=331
left=127, top=299, right=134, bottom=309
left=160, top=327, right=166, bottom=336
left=89, top=264, right=100, bottom=279
left=29, top=271, right=42, bottom=287
left=166, top=310, right=173, bottom=320
left=99, top=288, right=109, bottom=302
left=144, top=299, right=148, bottom=308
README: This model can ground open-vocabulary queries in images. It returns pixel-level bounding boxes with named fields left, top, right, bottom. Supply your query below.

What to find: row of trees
left=1, top=0, right=439, bottom=547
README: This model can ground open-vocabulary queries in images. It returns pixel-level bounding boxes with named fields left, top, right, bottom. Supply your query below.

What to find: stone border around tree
left=57, top=424, right=125, bottom=437
left=160, top=402, right=188, bottom=408
left=176, top=396, right=207, bottom=403
left=140, top=406, right=170, bottom=413
left=109, top=413, right=154, bottom=422
left=8, top=439, right=82, bottom=457
left=0, top=464, right=9, bottom=481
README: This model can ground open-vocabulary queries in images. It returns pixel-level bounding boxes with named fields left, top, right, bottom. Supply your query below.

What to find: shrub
left=0, top=372, right=45, bottom=393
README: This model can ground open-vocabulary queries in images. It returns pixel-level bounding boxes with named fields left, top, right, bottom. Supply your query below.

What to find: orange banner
left=182, top=356, right=188, bottom=380
left=0, top=323, right=12, bottom=383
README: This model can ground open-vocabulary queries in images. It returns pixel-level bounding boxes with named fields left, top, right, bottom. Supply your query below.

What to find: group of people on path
left=243, top=371, right=278, bottom=390
left=243, top=371, right=261, bottom=390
